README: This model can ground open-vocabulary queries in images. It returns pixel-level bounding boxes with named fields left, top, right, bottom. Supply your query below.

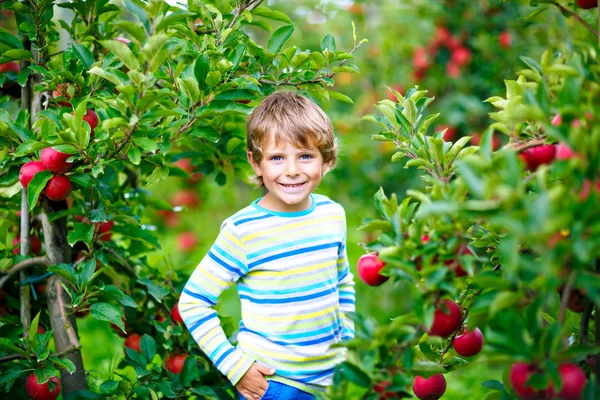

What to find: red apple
left=171, top=190, right=200, bottom=208
left=551, top=114, right=562, bottom=126
left=577, top=0, right=597, bottom=9
left=413, top=47, right=430, bottom=70
left=470, top=133, right=501, bottom=150
left=373, top=381, right=399, bottom=399
left=95, top=220, right=114, bottom=242
left=171, top=303, right=184, bottom=324
left=555, top=142, right=578, bottom=160
left=452, top=326, right=484, bottom=357
left=177, top=231, right=198, bottom=252
left=19, top=161, right=46, bottom=189
left=166, top=353, right=188, bottom=374
left=499, top=31, right=512, bottom=48
left=174, top=158, right=201, bottom=183
left=446, top=62, right=461, bottom=78
left=156, top=311, right=166, bottom=323
left=561, top=288, right=586, bottom=313
left=428, top=299, right=463, bottom=338
left=82, top=109, right=99, bottom=134
left=12, top=235, right=42, bottom=255
left=45, top=175, right=72, bottom=201
left=451, top=47, right=471, bottom=66
left=357, top=253, right=388, bottom=286
left=37, top=325, right=46, bottom=334
left=437, top=125, right=457, bottom=141
left=124, top=333, right=142, bottom=352
left=433, top=26, right=452, bottom=47
left=579, top=179, right=600, bottom=202
left=519, top=144, right=556, bottom=172
left=413, top=68, right=427, bottom=81
left=25, top=373, right=60, bottom=400
left=0, top=61, right=20, bottom=74
left=41, top=147, right=73, bottom=174
left=557, top=363, right=586, bottom=399
left=510, top=362, right=554, bottom=399
left=444, top=245, right=472, bottom=277
left=412, top=374, right=446, bottom=400
left=51, top=83, right=72, bottom=107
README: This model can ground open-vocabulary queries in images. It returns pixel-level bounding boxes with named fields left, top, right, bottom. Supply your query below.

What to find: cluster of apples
left=19, top=148, right=75, bottom=201
left=123, top=304, right=188, bottom=374
left=413, top=26, right=472, bottom=81
left=510, top=361, right=587, bottom=399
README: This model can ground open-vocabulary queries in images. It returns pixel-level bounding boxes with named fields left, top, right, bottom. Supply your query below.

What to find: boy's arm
left=178, top=221, right=254, bottom=385
left=338, top=219, right=356, bottom=341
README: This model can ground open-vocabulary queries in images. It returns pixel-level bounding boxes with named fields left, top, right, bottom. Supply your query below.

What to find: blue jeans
left=238, top=381, right=315, bottom=400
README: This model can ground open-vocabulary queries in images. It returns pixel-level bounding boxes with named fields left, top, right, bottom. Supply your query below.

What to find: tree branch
left=0, top=256, right=49, bottom=290
left=552, top=2, right=599, bottom=37
left=0, top=344, right=82, bottom=364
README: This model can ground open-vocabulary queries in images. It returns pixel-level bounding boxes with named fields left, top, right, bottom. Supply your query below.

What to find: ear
left=247, top=151, right=262, bottom=176
left=322, top=159, right=333, bottom=175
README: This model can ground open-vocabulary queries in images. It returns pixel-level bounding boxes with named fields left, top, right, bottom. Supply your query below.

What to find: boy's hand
left=235, top=363, right=276, bottom=400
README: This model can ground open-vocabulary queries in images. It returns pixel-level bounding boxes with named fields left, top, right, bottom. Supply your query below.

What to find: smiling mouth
left=279, top=183, right=306, bottom=188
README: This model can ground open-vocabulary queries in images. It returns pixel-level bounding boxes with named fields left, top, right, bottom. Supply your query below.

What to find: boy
left=178, top=91, right=355, bottom=400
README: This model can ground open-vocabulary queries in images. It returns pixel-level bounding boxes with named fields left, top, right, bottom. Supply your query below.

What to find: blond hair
left=246, top=91, right=337, bottom=187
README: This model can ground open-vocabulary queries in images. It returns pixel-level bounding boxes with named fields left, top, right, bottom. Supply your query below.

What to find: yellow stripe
left=228, top=355, right=252, bottom=380
left=242, top=216, right=343, bottom=241
left=199, top=268, right=228, bottom=288
left=248, top=260, right=335, bottom=278
left=221, top=229, right=245, bottom=260
left=244, top=311, right=339, bottom=332
left=242, top=340, right=341, bottom=363
left=198, top=326, right=221, bottom=347
left=244, top=305, right=337, bottom=323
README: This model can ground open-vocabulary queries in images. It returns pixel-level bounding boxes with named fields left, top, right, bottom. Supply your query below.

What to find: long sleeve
left=178, top=221, right=255, bottom=385
left=337, top=219, right=356, bottom=342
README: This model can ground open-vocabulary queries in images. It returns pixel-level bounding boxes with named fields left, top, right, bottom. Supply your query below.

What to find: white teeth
left=281, top=183, right=303, bottom=187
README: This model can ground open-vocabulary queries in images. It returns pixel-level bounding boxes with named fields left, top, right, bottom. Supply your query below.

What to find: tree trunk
left=41, top=199, right=88, bottom=394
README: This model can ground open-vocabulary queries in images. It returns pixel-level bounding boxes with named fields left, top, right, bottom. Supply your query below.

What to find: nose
left=285, top=160, right=299, bottom=177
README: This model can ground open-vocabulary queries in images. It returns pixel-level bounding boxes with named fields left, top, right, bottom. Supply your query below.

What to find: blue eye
left=301, top=154, right=313, bottom=160
left=271, top=156, right=283, bottom=161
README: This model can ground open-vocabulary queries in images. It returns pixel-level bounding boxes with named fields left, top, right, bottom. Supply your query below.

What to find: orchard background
left=0, top=0, right=599, bottom=399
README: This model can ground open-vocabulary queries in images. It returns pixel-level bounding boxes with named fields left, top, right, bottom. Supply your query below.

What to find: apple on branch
left=166, top=353, right=188, bottom=374
left=19, top=161, right=46, bottom=189
left=25, top=373, right=60, bottom=400
left=45, top=175, right=72, bottom=201
left=452, top=326, right=484, bottom=357
left=412, top=374, right=446, bottom=400
left=41, top=147, right=74, bottom=174
left=124, top=333, right=142, bottom=352
left=357, top=253, right=389, bottom=286
left=427, top=299, right=463, bottom=338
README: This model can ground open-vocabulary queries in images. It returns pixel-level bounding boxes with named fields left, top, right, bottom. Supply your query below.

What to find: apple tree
left=331, top=2, right=600, bottom=400
left=0, top=0, right=363, bottom=398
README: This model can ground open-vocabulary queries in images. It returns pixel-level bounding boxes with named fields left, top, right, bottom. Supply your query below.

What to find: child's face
left=248, top=136, right=329, bottom=212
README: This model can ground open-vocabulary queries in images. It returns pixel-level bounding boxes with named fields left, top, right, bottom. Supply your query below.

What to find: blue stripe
left=238, top=279, right=336, bottom=296
left=209, top=341, right=230, bottom=360
left=337, top=269, right=349, bottom=281
left=188, top=310, right=217, bottom=332
left=247, top=234, right=339, bottom=259
left=214, top=347, right=235, bottom=366
left=273, top=368, right=336, bottom=380
left=298, top=368, right=336, bottom=382
left=239, top=286, right=337, bottom=304
left=248, top=242, right=340, bottom=269
left=234, top=213, right=273, bottom=226
left=339, top=298, right=353, bottom=305
left=182, top=287, right=217, bottom=306
left=240, top=326, right=338, bottom=347
left=208, top=251, right=242, bottom=277
left=213, top=244, right=247, bottom=273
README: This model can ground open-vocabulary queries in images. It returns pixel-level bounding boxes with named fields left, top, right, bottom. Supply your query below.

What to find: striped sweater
left=178, top=193, right=356, bottom=391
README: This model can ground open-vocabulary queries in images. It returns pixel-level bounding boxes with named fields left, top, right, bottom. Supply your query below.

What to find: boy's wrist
left=227, top=351, right=255, bottom=386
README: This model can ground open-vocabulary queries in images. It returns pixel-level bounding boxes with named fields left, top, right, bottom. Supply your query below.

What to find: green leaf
left=415, top=202, right=459, bottom=219
left=252, top=7, right=292, bottom=23
left=102, top=285, right=138, bottom=308
left=142, top=33, right=170, bottom=73
left=128, top=147, right=141, bottom=165
left=48, top=356, right=76, bottom=374
left=132, top=137, right=158, bottom=153
left=100, top=380, right=120, bottom=395
left=48, top=264, right=78, bottom=285
left=267, top=25, right=294, bottom=53
left=67, top=223, right=94, bottom=247
left=482, top=380, right=507, bottom=392
left=328, top=91, right=353, bottom=104
left=140, top=334, right=156, bottom=363
left=99, top=40, right=140, bottom=71
left=69, top=173, right=93, bottom=188
left=71, top=43, right=95, bottom=70
left=27, top=170, right=52, bottom=212
left=138, top=278, right=169, bottom=302
left=336, top=362, right=370, bottom=387
left=90, top=303, right=125, bottom=330
left=320, top=33, right=336, bottom=53
left=29, top=311, right=41, bottom=341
